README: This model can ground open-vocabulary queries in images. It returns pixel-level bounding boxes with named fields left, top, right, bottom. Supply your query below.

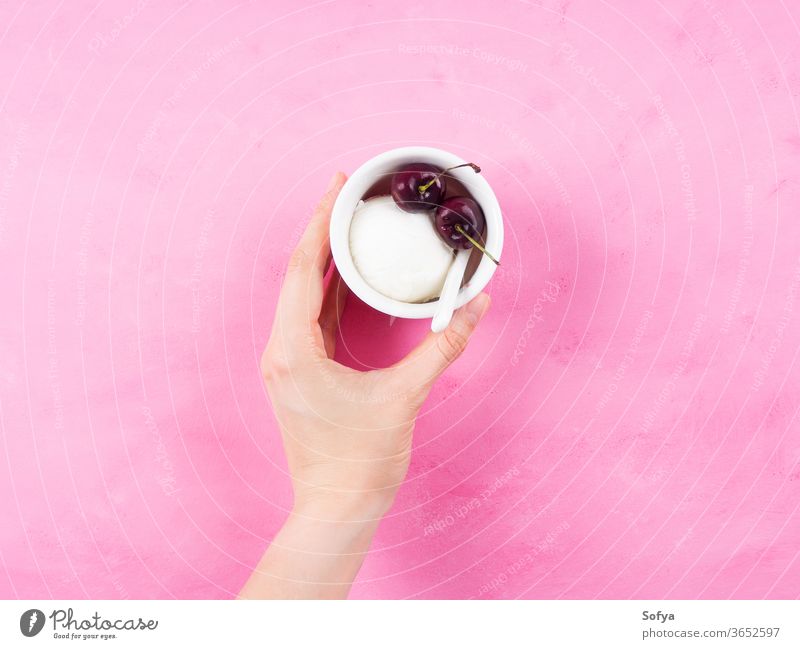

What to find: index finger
left=274, top=171, right=347, bottom=340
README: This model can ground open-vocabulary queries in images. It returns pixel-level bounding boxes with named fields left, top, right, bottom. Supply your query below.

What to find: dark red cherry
left=434, top=196, right=485, bottom=249
left=391, top=163, right=444, bottom=212
left=435, top=196, right=499, bottom=265
left=391, top=161, right=481, bottom=213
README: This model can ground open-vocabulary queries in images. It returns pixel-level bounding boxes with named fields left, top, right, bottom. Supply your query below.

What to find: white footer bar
left=2, top=600, right=797, bottom=648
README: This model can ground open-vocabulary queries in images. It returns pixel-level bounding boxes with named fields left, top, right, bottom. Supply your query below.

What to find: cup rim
left=330, top=146, right=503, bottom=319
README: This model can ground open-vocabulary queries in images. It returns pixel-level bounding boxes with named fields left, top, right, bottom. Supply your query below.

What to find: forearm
left=238, top=498, right=387, bottom=599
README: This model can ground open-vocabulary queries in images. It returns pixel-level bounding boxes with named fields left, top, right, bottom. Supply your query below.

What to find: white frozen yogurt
left=349, top=195, right=455, bottom=303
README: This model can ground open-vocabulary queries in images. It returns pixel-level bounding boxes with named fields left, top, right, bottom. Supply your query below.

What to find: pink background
left=1, top=0, right=799, bottom=599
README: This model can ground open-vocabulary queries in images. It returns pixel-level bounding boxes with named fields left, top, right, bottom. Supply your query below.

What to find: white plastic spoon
left=431, top=249, right=471, bottom=332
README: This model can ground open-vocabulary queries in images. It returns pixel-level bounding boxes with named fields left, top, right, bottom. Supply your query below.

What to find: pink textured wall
left=1, top=0, right=799, bottom=599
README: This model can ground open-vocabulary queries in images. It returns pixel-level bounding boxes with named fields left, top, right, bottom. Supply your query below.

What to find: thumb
left=389, top=292, right=491, bottom=390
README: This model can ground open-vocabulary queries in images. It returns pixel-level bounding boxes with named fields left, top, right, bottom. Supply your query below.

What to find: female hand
left=239, top=172, right=490, bottom=598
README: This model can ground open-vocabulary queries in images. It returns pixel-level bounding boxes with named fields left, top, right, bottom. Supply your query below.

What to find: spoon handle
left=431, top=250, right=471, bottom=333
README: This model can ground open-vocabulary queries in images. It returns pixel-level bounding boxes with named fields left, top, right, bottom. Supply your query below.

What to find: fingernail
left=464, top=293, right=490, bottom=325
left=326, top=172, right=342, bottom=193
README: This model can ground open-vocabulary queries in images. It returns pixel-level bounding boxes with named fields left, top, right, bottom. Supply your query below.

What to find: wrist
left=292, top=489, right=396, bottom=524
left=242, top=491, right=389, bottom=599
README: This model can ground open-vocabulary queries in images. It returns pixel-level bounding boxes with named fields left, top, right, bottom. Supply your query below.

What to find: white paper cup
left=330, top=146, right=503, bottom=319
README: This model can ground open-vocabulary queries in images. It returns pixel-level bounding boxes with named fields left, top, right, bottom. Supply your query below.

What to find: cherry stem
left=455, top=224, right=500, bottom=265
left=418, top=162, right=481, bottom=194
